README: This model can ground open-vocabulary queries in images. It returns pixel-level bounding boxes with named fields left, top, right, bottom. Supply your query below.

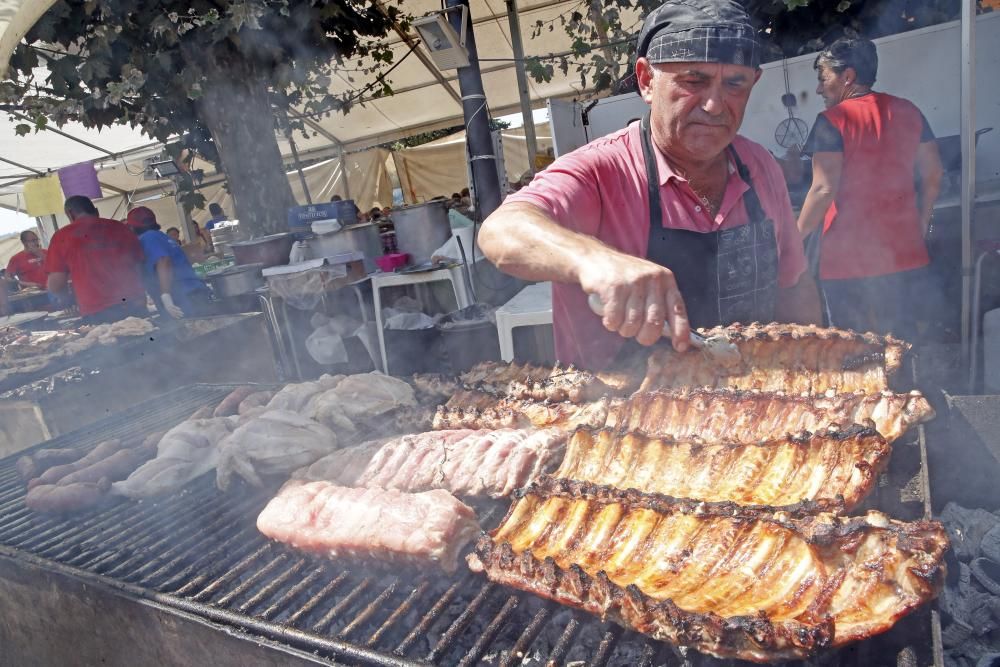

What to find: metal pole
left=339, top=147, right=353, bottom=201
left=446, top=0, right=503, bottom=219
left=960, top=0, right=976, bottom=365
left=286, top=133, right=313, bottom=205
left=505, top=0, right=537, bottom=173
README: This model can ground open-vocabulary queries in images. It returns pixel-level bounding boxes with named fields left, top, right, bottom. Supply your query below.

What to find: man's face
left=815, top=64, right=851, bottom=109
left=22, top=234, right=41, bottom=253
left=636, top=59, right=760, bottom=163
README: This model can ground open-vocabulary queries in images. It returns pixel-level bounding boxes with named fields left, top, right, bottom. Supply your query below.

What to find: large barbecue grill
left=0, top=384, right=943, bottom=666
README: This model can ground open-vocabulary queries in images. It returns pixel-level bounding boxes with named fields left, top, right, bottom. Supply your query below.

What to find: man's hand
left=578, top=248, right=691, bottom=351
left=160, top=293, right=184, bottom=319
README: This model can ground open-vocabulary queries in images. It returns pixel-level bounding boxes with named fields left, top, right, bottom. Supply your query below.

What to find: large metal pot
left=309, top=223, right=381, bottom=273
left=230, top=233, right=295, bottom=268
left=205, top=263, right=265, bottom=297
left=390, top=200, right=452, bottom=265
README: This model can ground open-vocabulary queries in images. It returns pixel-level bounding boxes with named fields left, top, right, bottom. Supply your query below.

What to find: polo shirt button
left=695, top=206, right=702, bottom=212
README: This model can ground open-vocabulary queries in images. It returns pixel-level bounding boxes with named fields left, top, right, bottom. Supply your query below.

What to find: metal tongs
left=587, top=293, right=742, bottom=367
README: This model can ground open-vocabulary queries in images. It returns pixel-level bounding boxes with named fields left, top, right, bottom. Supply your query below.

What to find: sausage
left=57, top=445, right=154, bottom=487
left=16, top=448, right=87, bottom=481
left=27, top=439, right=124, bottom=490
left=26, top=479, right=112, bottom=513
left=238, top=391, right=276, bottom=415
left=213, top=386, right=259, bottom=417
left=188, top=405, right=214, bottom=420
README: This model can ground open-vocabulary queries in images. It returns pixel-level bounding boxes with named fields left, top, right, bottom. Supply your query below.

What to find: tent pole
left=287, top=133, right=313, bottom=205
left=447, top=0, right=503, bottom=219
left=960, top=0, right=976, bottom=366
left=505, top=0, right=537, bottom=173
left=339, top=147, right=352, bottom=201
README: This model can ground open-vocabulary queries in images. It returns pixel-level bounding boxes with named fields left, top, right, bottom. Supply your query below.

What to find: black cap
left=637, top=0, right=760, bottom=69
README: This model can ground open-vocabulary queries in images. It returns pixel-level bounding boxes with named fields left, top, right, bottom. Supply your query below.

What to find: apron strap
left=640, top=112, right=663, bottom=233
left=727, top=145, right=768, bottom=224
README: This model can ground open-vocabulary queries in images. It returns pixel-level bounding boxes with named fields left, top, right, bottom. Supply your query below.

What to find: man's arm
left=776, top=271, right=823, bottom=325
left=47, top=272, right=69, bottom=301
left=796, top=151, right=843, bottom=236
left=915, top=140, right=943, bottom=236
left=154, top=257, right=173, bottom=296
left=479, top=201, right=692, bottom=351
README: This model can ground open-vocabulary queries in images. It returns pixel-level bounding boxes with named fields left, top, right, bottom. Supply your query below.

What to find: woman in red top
left=796, top=38, right=943, bottom=339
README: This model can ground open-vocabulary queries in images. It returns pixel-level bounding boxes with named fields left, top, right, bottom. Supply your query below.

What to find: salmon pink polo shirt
left=505, top=121, right=807, bottom=369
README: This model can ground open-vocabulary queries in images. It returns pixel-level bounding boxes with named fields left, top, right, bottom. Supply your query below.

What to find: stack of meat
left=456, top=324, right=948, bottom=662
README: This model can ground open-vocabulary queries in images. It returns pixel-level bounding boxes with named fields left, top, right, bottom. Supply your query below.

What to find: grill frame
left=0, top=383, right=943, bottom=667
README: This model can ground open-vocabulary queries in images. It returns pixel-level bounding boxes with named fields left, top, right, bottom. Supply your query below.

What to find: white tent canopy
left=0, top=0, right=624, bottom=210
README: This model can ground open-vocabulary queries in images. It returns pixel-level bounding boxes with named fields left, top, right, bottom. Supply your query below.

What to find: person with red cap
left=46, top=196, right=146, bottom=324
left=125, top=206, right=211, bottom=318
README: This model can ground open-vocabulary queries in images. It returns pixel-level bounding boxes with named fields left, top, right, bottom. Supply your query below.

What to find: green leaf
left=14, top=123, right=32, bottom=136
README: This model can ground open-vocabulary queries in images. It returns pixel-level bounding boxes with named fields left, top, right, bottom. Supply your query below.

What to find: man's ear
left=636, top=57, right=656, bottom=104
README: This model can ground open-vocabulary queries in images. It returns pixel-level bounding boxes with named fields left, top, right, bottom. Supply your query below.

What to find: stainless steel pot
left=230, top=233, right=296, bottom=268
left=391, top=200, right=452, bottom=265
left=208, top=222, right=247, bottom=257
left=309, top=223, right=381, bottom=273
left=205, top=263, right=265, bottom=297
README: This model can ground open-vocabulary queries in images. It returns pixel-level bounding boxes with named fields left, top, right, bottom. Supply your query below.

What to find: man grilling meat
left=479, top=0, right=821, bottom=369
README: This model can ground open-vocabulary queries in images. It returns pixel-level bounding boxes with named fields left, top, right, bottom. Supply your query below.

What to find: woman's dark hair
left=814, top=38, right=878, bottom=87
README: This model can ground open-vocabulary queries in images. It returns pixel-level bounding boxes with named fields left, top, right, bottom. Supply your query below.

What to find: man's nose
left=701, top=83, right=725, bottom=116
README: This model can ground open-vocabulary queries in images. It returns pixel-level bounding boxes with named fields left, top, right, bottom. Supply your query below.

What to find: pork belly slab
left=641, top=323, right=910, bottom=394
left=469, top=479, right=948, bottom=663
left=555, top=426, right=889, bottom=512
left=433, top=393, right=611, bottom=433
left=257, top=480, right=480, bottom=573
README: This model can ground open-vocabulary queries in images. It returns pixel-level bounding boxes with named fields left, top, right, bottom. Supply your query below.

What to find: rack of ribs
left=469, top=478, right=948, bottom=663
left=606, top=388, right=933, bottom=444
left=554, top=426, right=890, bottom=512
left=433, top=392, right=612, bottom=432
left=640, top=323, right=910, bottom=394
left=458, top=361, right=636, bottom=403
left=291, top=428, right=567, bottom=499
left=257, top=480, right=480, bottom=573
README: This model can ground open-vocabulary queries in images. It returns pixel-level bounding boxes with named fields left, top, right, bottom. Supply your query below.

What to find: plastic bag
left=306, top=323, right=349, bottom=365
left=267, top=265, right=347, bottom=310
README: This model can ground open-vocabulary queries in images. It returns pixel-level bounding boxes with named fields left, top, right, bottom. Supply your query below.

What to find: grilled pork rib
left=607, top=389, right=933, bottom=444
left=458, top=361, right=635, bottom=403
left=257, top=480, right=480, bottom=573
left=469, top=478, right=948, bottom=663
left=434, top=394, right=612, bottom=432
left=641, top=323, right=909, bottom=394
left=555, top=426, right=889, bottom=511
left=293, top=428, right=566, bottom=499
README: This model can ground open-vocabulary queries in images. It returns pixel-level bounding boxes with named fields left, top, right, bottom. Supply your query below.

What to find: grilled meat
left=17, top=447, right=87, bottom=481
left=434, top=394, right=611, bottom=432
left=470, top=478, right=948, bottom=663
left=216, top=410, right=338, bottom=490
left=213, top=386, right=260, bottom=417
left=555, top=426, right=889, bottom=511
left=300, top=428, right=566, bottom=499
left=26, top=478, right=112, bottom=513
left=640, top=323, right=909, bottom=394
left=56, top=441, right=156, bottom=487
left=458, top=361, right=628, bottom=403
left=27, top=439, right=124, bottom=490
left=238, top=390, right=276, bottom=415
left=606, top=389, right=933, bottom=444
left=257, top=480, right=480, bottom=573
left=411, top=373, right=462, bottom=404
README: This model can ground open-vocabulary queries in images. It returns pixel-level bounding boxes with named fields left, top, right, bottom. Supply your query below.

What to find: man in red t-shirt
left=7, top=230, right=48, bottom=286
left=45, top=195, right=147, bottom=324
left=797, top=38, right=944, bottom=339
left=0, top=229, right=49, bottom=315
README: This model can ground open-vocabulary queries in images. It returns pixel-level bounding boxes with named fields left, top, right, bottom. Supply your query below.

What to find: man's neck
left=663, top=147, right=728, bottom=185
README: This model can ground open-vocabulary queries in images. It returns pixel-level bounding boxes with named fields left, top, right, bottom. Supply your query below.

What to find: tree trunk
left=194, top=57, right=296, bottom=238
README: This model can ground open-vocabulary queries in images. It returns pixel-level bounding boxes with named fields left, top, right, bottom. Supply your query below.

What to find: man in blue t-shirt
left=204, top=202, right=229, bottom=231
left=125, top=207, right=212, bottom=318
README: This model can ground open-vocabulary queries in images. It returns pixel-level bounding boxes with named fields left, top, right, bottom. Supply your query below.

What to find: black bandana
left=637, top=0, right=761, bottom=69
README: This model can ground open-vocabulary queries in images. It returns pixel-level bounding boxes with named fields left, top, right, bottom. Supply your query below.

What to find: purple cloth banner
left=58, top=161, right=102, bottom=199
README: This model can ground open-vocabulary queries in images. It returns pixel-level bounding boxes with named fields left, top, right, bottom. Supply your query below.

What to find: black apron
left=640, top=112, right=778, bottom=328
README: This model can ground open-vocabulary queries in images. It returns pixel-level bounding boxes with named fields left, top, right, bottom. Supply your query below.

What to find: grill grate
left=0, top=383, right=938, bottom=666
